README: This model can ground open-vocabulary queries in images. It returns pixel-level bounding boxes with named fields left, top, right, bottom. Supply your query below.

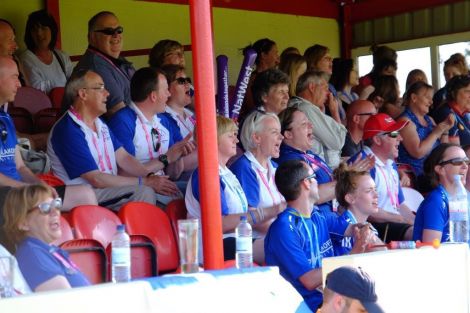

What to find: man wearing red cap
left=349, top=113, right=415, bottom=241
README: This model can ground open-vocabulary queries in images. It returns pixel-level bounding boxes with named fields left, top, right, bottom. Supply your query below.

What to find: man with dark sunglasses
left=342, top=100, right=377, bottom=158
left=349, top=113, right=415, bottom=242
left=73, top=11, right=135, bottom=117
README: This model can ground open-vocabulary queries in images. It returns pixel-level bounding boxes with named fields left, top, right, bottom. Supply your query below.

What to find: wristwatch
left=158, top=154, right=169, bottom=168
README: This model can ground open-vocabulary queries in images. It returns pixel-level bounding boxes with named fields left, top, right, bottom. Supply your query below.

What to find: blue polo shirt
left=413, top=185, right=450, bottom=242
left=107, top=105, right=182, bottom=163
left=230, top=152, right=284, bottom=209
left=0, top=109, right=21, bottom=181
left=265, top=207, right=347, bottom=312
left=275, top=143, right=335, bottom=216
left=16, top=237, right=90, bottom=290
left=48, top=112, right=122, bottom=185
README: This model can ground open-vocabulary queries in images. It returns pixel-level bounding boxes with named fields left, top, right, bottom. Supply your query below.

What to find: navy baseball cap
left=325, top=266, right=385, bottom=313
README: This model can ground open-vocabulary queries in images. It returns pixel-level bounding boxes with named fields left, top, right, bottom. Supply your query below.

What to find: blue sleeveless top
left=398, top=108, right=439, bottom=176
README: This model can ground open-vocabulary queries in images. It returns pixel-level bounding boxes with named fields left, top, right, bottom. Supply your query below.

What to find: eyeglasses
left=93, top=26, right=123, bottom=36
left=357, top=112, right=375, bottom=116
left=304, top=172, right=317, bottom=181
left=380, top=131, right=400, bottom=138
left=28, top=198, right=62, bottom=215
left=151, top=128, right=161, bottom=152
left=83, top=85, right=106, bottom=92
left=438, top=157, right=470, bottom=167
left=174, top=77, right=192, bottom=85
left=0, top=120, right=7, bottom=142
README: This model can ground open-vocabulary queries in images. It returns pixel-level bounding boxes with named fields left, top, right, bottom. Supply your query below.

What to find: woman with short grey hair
left=231, top=110, right=285, bottom=238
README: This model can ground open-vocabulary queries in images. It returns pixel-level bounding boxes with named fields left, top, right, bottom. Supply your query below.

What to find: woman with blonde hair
left=331, top=163, right=383, bottom=255
left=185, top=115, right=282, bottom=264
left=3, top=184, right=90, bottom=292
left=279, top=54, right=307, bottom=97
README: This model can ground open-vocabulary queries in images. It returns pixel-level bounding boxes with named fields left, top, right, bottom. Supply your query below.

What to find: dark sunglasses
left=94, top=26, right=123, bottom=36
left=439, top=157, right=470, bottom=167
left=0, top=120, right=7, bottom=142
left=28, top=198, right=62, bottom=215
left=357, top=112, right=375, bottom=116
left=381, top=131, right=400, bottom=138
left=151, top=128, right=161, bottom=152
left=174, top=77, right=192, bottom=85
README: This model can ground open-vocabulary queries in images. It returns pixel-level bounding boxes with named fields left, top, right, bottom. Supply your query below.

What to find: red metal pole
left=45, top=0, right=61, bottom=49
left=340, top=2, right=352, bottom=59
left=189, top=0, right=224, bottom=270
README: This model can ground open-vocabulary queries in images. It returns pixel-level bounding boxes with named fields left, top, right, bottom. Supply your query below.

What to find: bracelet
left=138, top=176, right=143, bottom=186
left=256, top=207, right=265, bottom=221
left=146, top=172, right=156, bottom=178
left=249, top=210, right=257, bottom=225
left=442, top=132, right=449, bottom=136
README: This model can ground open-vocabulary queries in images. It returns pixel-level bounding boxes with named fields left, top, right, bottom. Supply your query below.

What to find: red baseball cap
left=362, top=113, right=409, bottom=140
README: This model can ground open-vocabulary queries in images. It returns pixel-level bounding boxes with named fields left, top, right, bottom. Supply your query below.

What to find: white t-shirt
left=19, top=49, right=73, bottom=93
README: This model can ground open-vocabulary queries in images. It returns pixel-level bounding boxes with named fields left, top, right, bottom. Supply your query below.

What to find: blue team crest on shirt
left=341, top=237, right=352, bottom=249
left=320, top=239, right=333, bottom=255
left=0, top=147, right=15, bottom=161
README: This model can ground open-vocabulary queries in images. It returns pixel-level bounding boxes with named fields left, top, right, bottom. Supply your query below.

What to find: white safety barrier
left=322, top=243, right=470, bottom=313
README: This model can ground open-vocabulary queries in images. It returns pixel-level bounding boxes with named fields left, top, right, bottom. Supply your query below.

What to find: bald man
left=73, top=11, right=135, bottom=117
left=342, top=100, right=377, bottom=157
left=0, top=56, right=97, bottom=250
left=0, top=19, right=18, bottom=57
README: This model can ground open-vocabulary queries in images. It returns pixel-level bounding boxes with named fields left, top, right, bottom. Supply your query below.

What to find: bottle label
left=236, top=237, right=252, bottom=253
left=112, top=247, right=130, bottom=266
left=449, top=200, right=469, bottom=222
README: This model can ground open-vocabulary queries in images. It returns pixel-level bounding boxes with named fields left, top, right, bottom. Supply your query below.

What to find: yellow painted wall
left=0, top=0, right=43, bottom=51
left=3, top=0, right=340, bottom=85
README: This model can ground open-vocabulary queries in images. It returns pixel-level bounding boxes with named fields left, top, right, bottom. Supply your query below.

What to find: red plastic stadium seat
left=68, top=205, right=121, bottom=248
left=60, top=238, right=108, bottom=283
left=118, top=202, right=179, bottom=274
left=37, top=172, right=65, bottom=187
left=13, top=86, right=52, bottom=115
left=48, top=87, right=65, bottom=109
left=7, top=106, right=33, bottom=134
left=52, top=215, right=74, bottom=246
left=166, top=199, right=187, bottom=239
left=34, top=107, right=61, bottom=133
left=105, top=234, right=158, bottom=279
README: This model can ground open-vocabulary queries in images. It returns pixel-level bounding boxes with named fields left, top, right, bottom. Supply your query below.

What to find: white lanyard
left=69, top=108, right=113, bottom=172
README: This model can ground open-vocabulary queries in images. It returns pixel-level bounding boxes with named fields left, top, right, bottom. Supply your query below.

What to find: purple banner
left=230, top=48, right=257, bottom=121
left=216, top=55, right=229, bottom=118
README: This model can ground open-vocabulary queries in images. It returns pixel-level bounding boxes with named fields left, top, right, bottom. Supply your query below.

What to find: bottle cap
left=240, top=215, right=247, bottom=221
left=117, top=224, right=126, bottom=231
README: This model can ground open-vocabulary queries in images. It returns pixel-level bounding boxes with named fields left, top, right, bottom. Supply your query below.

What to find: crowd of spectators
left=0, top=8, right=469, bottom=312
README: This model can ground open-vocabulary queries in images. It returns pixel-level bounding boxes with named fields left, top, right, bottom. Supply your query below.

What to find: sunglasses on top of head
left=174, top=77, right=192, bottom=85
left=151, top=128, right=161, bottom=152
left=93, top=26, right=123, bottom=36
left=28, top=198, right=62, bottom=215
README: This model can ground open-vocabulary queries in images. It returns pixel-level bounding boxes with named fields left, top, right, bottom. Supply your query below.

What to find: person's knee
left=134, top=186, right=157, bottom=205
left=63, top=184, right=98, bottom=211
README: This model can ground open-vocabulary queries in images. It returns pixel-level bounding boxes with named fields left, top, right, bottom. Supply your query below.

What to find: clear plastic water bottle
left=448, top=175, right=469, bottom=243
left=235, top=215, right=253, bottom=269
left=111, top=224, right=131, bottom=282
